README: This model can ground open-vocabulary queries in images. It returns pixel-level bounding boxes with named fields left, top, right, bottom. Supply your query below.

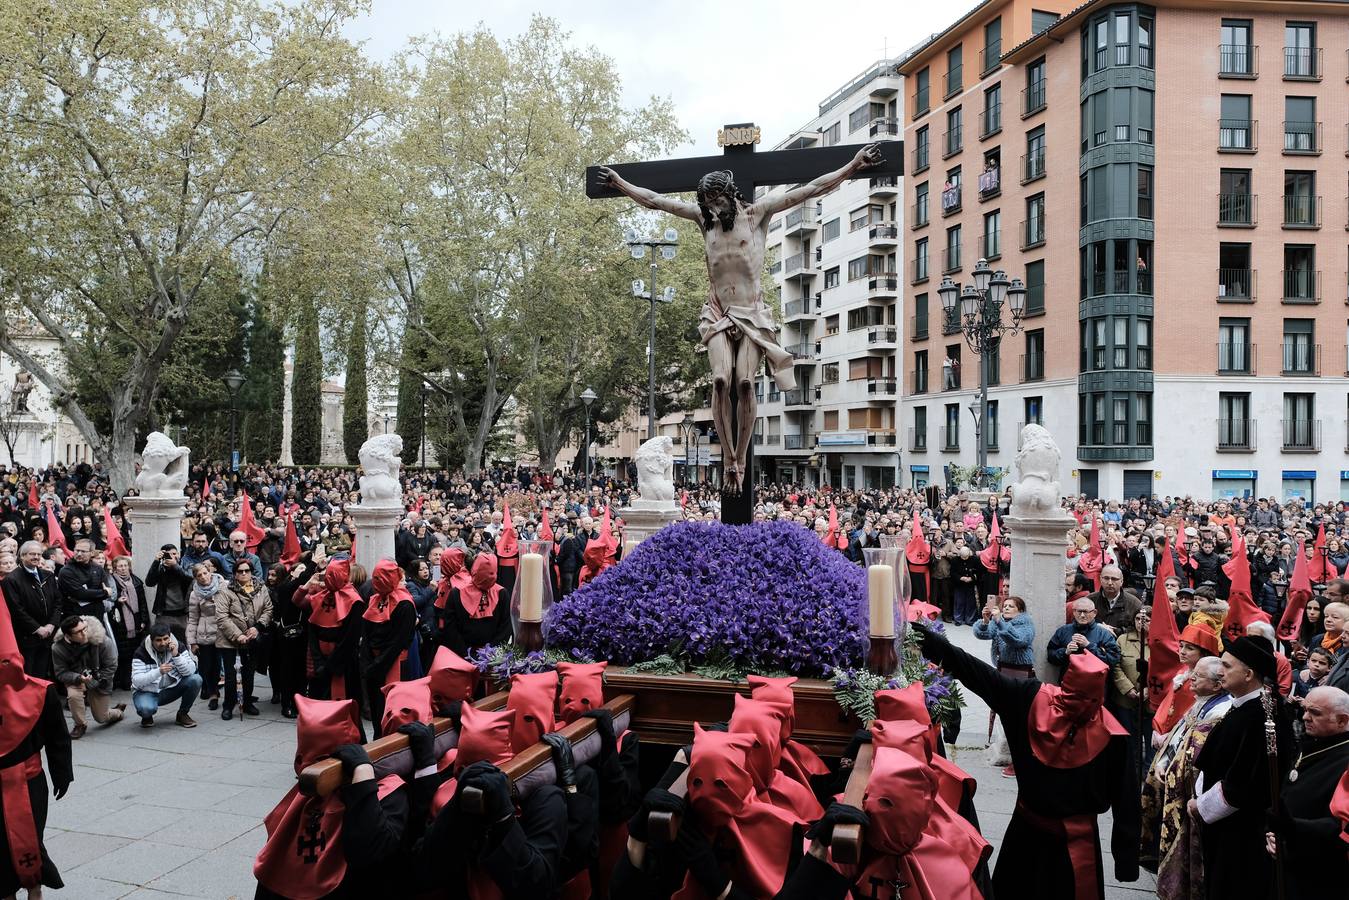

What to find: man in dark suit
left=1, top=541, right=61, bottom=678
left=1086, top=564, right=1141, bottom=635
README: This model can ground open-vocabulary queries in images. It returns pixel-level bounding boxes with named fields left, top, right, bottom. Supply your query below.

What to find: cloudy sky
left=346, top=0, right=965, bottom=156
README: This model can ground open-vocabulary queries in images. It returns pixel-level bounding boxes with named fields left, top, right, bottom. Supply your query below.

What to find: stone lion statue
left=358, top=434, right=404, bottom=506
left=134, top=432, right=191, bottom=497
left=1008, top=424, right=1062, bottom=516
left=634, top=435, right=676, bottom=502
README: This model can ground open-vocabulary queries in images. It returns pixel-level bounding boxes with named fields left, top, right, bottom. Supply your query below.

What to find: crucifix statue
left=589, top=124, right=902, bottom=515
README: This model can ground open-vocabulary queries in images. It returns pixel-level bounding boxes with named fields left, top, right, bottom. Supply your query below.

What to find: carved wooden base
left=865, top=635, right=898, bottom=677
left=516, top=620, right=544, bottom=653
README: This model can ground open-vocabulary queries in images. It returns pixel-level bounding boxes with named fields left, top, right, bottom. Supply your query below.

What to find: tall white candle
left=868, top=563, right=896, bottom=638
left=519, top=552, right=544, bottom=621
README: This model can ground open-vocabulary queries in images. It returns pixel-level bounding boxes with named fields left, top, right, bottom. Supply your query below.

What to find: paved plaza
left=45, top=628, right=1156, bottom=898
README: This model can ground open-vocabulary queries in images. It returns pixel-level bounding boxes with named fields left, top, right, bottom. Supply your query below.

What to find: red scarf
left=1027, top=653, right=1126, bottom=768
left=434, top=548, right=472, bottom=610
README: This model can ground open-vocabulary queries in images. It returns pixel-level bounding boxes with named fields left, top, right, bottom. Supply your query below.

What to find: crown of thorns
left=697, top=170, right=742, bottom=203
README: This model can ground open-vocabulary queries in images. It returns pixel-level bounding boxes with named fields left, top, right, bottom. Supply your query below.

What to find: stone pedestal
left=123, top=495, right=186, bottom=582
left=621, top=499, right=681, bottom=546
left=1005, top=511, right=1075, bottom=683
left=350, top=504, right=401, bottom=574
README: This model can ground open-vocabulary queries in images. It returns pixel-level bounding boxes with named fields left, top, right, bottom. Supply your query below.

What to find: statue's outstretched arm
left=755, top=143, right=884, bottom=220
left=595, top=167, right=701, bottom=222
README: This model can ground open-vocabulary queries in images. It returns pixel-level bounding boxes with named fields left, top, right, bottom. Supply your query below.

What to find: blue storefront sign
left=1282, top=470, right=1317, bottom=480
left=910, top=465, right=929, bottom=472
left=1212, top=470, right=1256, bottom=479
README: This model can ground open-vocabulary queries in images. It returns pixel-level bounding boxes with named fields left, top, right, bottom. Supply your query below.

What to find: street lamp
left=223, top=369, right=245, bottom=470
left=625, top=227, right=679, bottom=440
left=680, top=411, right=699, bottom=485
left=938, top=258, right=1026, bottom=489
left=581, top=387, right=597, bottom=486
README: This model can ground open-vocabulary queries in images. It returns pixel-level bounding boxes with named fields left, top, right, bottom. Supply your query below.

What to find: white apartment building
left=752, top=59, right=905, bottom=490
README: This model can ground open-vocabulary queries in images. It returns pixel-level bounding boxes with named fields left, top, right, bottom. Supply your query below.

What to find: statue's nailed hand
left=596, top=166, right=619, bottom=190
left=853, top=143, right=884, bottom=169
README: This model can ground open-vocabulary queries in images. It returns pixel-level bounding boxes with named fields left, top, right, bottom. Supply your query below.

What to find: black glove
left=434, top=698, right=463, bottom=722
left=659, top=753, right=690, bottom=790
left=398, top=721, right=437, bottom=770
left=840, top=729, right=872, bottom=769
left=581, top=709, right=617, bottom=762
left=627, top=787, right=684, bottom=843
left=330, top=743, right=371, bottom=777
left=676, top=813, right=729, bottom=897
left=52, top=780, right=70, bottom=801
left=541, top=732, right=576, bottom=788
left=458, top=760, right=514, bottom=823
left=806, top=802, right=869, bottom=846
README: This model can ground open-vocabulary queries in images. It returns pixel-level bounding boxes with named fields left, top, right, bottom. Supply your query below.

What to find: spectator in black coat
left=56, top=538, right=112, bottom=625
left=1, top=541, right=60, bottom=678
left=146, top=544, right=193, bottom=633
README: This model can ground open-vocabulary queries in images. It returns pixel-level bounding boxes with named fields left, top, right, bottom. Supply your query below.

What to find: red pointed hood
left=459, top=554, right=501, bottom=619
left=539, top=507, right=554, bottom=543
left=434, top=548, right=471, bottom=610
left=556, top=660, right=607, bottom=724
left=1278, top=539, right=1313, bottom=641
left=864, top=745, right=935, bottom=855
left=507, top=670, right=558, bottom=753
left=428, top=646, right=479, bottom=707
left=453, top=703, right=515, bottom=772
left=237, top=489, right=265, bottom=550
left=45, top=502, right=69, bottom=553
left=1080, top=515, right=1103, bottom=589
left=1221, top=526, right=1270, bottom=645
left=747, top=675, right=798, bottom=738
left=1146, top=540, right=1183, bottom=713
left=687, top=725, right=758, bottom=829
left=306, top=558, right=362, bottom=628
left=364, top=559, right=412, bottom=624
left=1028, top=651, right=1126, bottom=768
left=281, top=514, right=302, bottom=567
left=874, top=681, right=939, bottom=756
left=729, top=694, right=788, bottom=789
left=906, top=509, right=931, bottom=565
left=0, top=594, right=49, bottom=757
left=824, top=503, right=849, bottom=550
left=293, top=696, right=364, bottom=776
left=1310, top=523, right=1330, bottom=583
left=979, top=512, right=1008, bottom=572
left=380, top=676, right=432, bottom=734
left=497, top=501, right=519, bottom=560
left=1221, top=524, right=1252, bottom=595
left=27, top=480, right=38, bottom=510
left=579, top=508, right=617, bottom=584
left=102, top=505, right=129, bottom=560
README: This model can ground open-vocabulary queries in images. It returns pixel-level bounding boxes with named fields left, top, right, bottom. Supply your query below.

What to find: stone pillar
left=349, top=504, right=402, bottom=575
left=620, top=499, right=681, bottom=546
left=1005, top=511, right=1075, bottom=683
left=123, top=495, right=186, bottom=583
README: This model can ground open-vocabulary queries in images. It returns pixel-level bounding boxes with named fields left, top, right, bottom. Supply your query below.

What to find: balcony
left=941, top=184, right=962, bottom=215
left=909, top=315, right=928, bottom=341
left=866, top=377, right=898, bottom=396
left=942, top=244, right=962, bottom=274
left=870, top=117, right=900, bottom=138
left=783, top=433, right=815, bottom=451
left=783, top=389, right=814, bottom=409
left=867, top=273, right=900, bottom=300
left=1021, top=352, right=1044, bottom=382
left=868, top=222, right=899, bottom=248
left=867, top=326, right=897, bottom=349
left=912, top=143, right=930, bottom=174
left=1283, top=45, right=1321, bottom=80
left=910, top=200, right=929, bottom=230
left=1216, top=418, right=1256, bottom=451
left=979, top=102, right=1002, bottom=139
left=978, top=166, right=1000, bottom=198
left=980, top=231, right=1001, bottom=260
left=943, top=125, right=963, bottom=159
left=1217, top=268, right=1255, bottom=301
left=1219, top=118, right=1257, bottom=152
left=1021, top=80, right=1046, bottom=118
left=867, top=429, right=898, bottom=446
left=1219, top=44, right=1258, bottom=78
left=910, top=257, right=929, bottom=285
left=909, top=368, right=928, bottom=394
left=941, top=362, right=961, bottom=390
left=1282, top=269, right=1320, bottom=303
left=944, top=64, right=962, bottom=99
left=783, top=252, right=818, bottom=281
left=870, top=175, right=899, bottom=198
left=1217, top=192, right=1257, bottom=227
left=1280, top=342, right=1320, bottom=375
left=784, top=205, right=820, bottom=236
left=1283, top=121, right=1321, bottom=155
left=818, top=430, right=868, bottom=447
left=1020, top=216, right=1046, bottom=250
left=940, top=426, right=959, bottom=451
left=912, top=88, right=929, bottom=118
left=786, top=342, right=814, bottom=361
left=1281, top=419, right=1320, bottom=451
left=783, top=296, right=818, bottom=320
left=908, top=427, right=927, bottom=451
left=1020, top=149, right=1046, bottom=184
left=1216, top=342, right=1256, bottom=375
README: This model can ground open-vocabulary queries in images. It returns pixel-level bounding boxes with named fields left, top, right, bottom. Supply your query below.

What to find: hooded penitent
left=1027, top=651, right=1127, bottom=769
left=728, top=694, right=823, bottom=819
left=1146, top=542, right=1183, bottom=716
left=507, top=670, right=558, bottom=754
left=428, top=646, right=479, bottom=708
left=1221, top=524, right=1270, bottom=646
left=1080, top=516, right=1104, bottom=591
left=380, top=676, right=433, bottom=735
left=873, top=683, right=976, bottom=816
left=978, top=513, right=1010, bottom=576
left=459, top=555, right=502, bottom=619
left=1278, top=539, right=1314, bottom=641
left=254, top=697, right=400, bottom=900
left=307, top=558, right=362, bottom=629
left=281, top=514, right=302, bottom=567
left=1, top=594, right=54, bottom=890
left=746, top=675, right=831, bottom=784
left=578, top=507, right=617, bottom=586
left=428, top=703, right=518, bottom=819
left=556, top=661, right=606, bottom=724
left=433, top=548, right=472, bottom=610
left=906, top=509, right=932, bottom=601
left=364, top=559, right=414, bottom=686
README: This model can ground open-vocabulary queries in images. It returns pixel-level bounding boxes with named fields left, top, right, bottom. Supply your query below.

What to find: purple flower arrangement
left=544, top=521, right=868, bottom=677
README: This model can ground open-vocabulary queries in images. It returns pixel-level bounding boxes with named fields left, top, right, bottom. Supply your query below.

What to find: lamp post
left=938, top=259, right=1026, bottom=489
left=223, top=369, right=245, bottom=470
left=680, top=412, right=697, bottom=485
left=581, top=387, right=597, bottom=486
left=625, top=227, right=679, bottom=440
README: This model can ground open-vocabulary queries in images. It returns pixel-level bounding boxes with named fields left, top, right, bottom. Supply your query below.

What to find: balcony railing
left=978, top=166, right=1000, bottom=197
left=943, top=125, right=963, bottom=158
left=784, top=433, right=815, bottom=450
left=1281, top=419, right=1320, bottom=451
left=909, top=315, right=928, bottom=341
left=1020, top=216, right=1046, bottom=250
left=941, top=185, right=962, bottom=214
left=1284, top=45, right=1321, bottom=79
left=1219, top=43, right=1258, bottom=77
left=868, top=273, right=899, bottom=295
left=1282, top=269, right=1320, bottom=303
left=912, top=143, right=929, bottom=173
left=942, top=244, right=962, bottom=273
left=783, top=389, right=814, bottom=406
left=868, top=430, right=898, bottom=446
left=783, top=297, right=816, bottom=318
left=784, top=206, right=819, bottom=229
left=1021, top=352, right=1044, bottom=382
left=870, top=117, right=900, bottom=138
left=1283, top=121, right=1320, bottom=154
left=1217, top=418, right=1256, bottom=451
left=870, top=175, right=898, bottom=195
left=982, top=41, right=1002, bottom=75
left=786, top=342, right=814, bottom=360
left=1280, top=341, right=1319, bottom=375
left=1021, top=149, right=1046, bottom=183
left=910, top=200, right=929, bottom=229
left=867, top=377, right=898, bottom=396
left=940, top=425, right=959, bottom=451
left=941, top=363, right=961, bottom=390
left=944, top=64, right=963, bottom=99
left=1216, top=342, right=1256, bottom=374
left=910, top=257, right=929, bottom=284
left=1218, top=267, right=1255, bottom=301
left=981, top=231, right=1001, bottom=260
left=910, top=368, right=928, bottom=394
left=1218, top=192, right=1257, bottom=226
left=868, top=223, right=899, bottom=244
left=867, top=326, right=897, bottom=345
left=784, top=252, right=809, bottom=274
left=979, top=102, right=1002, bottom=138
left=908, top=427, right=927, bottom=451
left=1021, top=80, right=1046, bottom=117
left=912, top=88, right=929, bottom=117
left=1219, top=118, right=1257, bottom=151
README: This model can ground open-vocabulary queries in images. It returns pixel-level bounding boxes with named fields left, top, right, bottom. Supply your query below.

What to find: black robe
left=357, top=601, right=416, bottom=736
left=1192, top=690, right=1295, bottom=900
left=306, top=600, right=366, bottom=705
left=1273, top=733, right=1349, bottom=900
left=0, top=685, right=73, bottom=896
left=918, top=627, right=1138, bottom=900
left=436, top=588, right=512, bottom=658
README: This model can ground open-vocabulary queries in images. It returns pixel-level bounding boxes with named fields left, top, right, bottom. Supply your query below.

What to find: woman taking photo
left=215, top=563, right=272, bottom=720
left=187, top=563, right=224, bottom=710
left=404, top=557, right=438, bottom=672
left=106, top=555, right=150, bottom=690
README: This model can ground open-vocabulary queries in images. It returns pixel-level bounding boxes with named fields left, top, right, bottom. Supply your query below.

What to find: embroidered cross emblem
left=297, top=815, right=326, bottom=864
left=18, top=852, right=38, bottom=869
left=321, top=595, right=336, bottom=613
left=1147, top=676, right=1165, bottom=697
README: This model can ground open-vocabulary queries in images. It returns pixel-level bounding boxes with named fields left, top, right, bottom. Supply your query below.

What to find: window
left=1220, top=19, right=1254, bottom=75
left=1024, top=395, right=1043, bottom=427
left=1112, top=396, right=1129, bottom=444
left=914, top=126, right=930, bottom=172
left=914, top=351, right=929, bottom=394
left=1283, top=245, right=1316, bottom=301
left=913, top=238, right=929, bottom=282
left=822, top=218, right=841, bottom=242
left=944, top=225, right=962, bottom=273
left=914, top=68, right=930, bottom=116
left=1113, top=317, right=1129, bottom=368
left=1138, top=17, right=1152, bottom=68
left=1080, top=392, right=1107, bottom=444
left=1092, top=318, right=1107, bottom=370
left=1219, top=243, right=1253, bottom=299
left=1093, top=19, right=1108, bottom=72
left=1024, top=58, right=1046, bottom=116
left=946, top=44, right=963, bottom=98
left=1114, top=12, right=1131, bottom=66
left=1025, top=329, right=1044, bottom=381
left=913, top=407, right=927, bottom=449
left=1219, top=318, right=1251, bottom=372
left=1283, top=171, right=1316, bottom=226
left=1219, top=393, right=1251, bottom=449
left=1025, top=260, right=1045, bottom=314
left=1031, top=10, right=1058, bottom=34
left=914, top=293, right=929, bottom=338
left=1283, top=393, right=1316, bottom=449
left=943, top=345, right=961, bottom=389
left=849, top=104, right=871, bottom=133
left=983, top=18, right=1002, bottom=74
left=822, top=362, right=839, bottom=383
left=1219, top=169, right=1254, bottom=225
left=987, top=338, right=1001, bottom=386
left=1023, top=193, right=1045, bottom=248
left=1024, top=126, right=1046, bottom=182
left=822, top=122, right=841, bottom=146
left=944, top=404, right=960, bottom=449
left=1282, top=318, right=1315, bottom=373
left=1220, top=95, right=1254, bottom=150
left=850, top=206, right=870, bottom=232
left=1284, top=96, right=1317, bottom=152
left=914, top=182, right=929, bottom=228
left=942, top=166, right=962, bottom=214
left=847, top=256, right=870, bottom=281
left=944, top=106, right=963, bottom=157
left=847, top=307, right=877, bottom=331
left=982, top=84, right=1002, bottom=137
left=983, top=210, right=1001, bottom=259
left=986, top=399, right=1000, bottom=447
left=823, top=410, right=839, bottom=430
left=1137, top=166, right=1153, bottom=219
left=1136, top=394, right=1152, bottom=444
left=824, top=314, right=839, bottom=336
left=1137, top=318, right=1152, bottom=368
left=1284, top=23, right=1317, bottom=78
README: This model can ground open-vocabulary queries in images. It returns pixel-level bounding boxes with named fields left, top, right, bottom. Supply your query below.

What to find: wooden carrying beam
left=649, top=767, right=688, bottom=843
left=461, top=694, right=636, bottom=813
left=829, top=743, right=873, bottom=865
left=298, top=691, right=510, bottom=799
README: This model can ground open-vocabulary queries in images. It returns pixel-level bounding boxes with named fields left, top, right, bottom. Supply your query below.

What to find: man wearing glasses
left=221, top=530, right=263, bottom=581
left=56, top=538, right=114, bottom=623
